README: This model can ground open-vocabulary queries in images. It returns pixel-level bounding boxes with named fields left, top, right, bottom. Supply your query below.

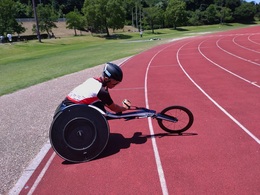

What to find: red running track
left=19, top=26, right=260, bottom=195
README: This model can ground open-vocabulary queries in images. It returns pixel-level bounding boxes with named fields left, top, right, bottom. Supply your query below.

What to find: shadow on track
left=97, top=131, right=198, bottom=160
left=62, top=131, right=197, bottom=164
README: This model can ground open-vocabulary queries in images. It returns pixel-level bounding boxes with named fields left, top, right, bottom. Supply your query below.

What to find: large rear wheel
left=49, top=104, right=109, bottom=163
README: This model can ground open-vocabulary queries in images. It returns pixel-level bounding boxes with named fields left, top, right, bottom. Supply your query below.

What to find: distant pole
left=135, top=3, right=138, bottom=29
left=132, top=7, right=134, bottom=27
left=139, top=6, right=142, bottom=31
left=32, top=0, right=41, bottom=42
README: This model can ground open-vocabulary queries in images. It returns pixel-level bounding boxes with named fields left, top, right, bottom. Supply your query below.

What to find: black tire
left=49, top=104, right=109, bottom=163
left=157, top=106, right=194, bottom=134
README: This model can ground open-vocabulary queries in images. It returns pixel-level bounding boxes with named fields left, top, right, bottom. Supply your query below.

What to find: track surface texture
left=7, top=26, right=260, bottom=195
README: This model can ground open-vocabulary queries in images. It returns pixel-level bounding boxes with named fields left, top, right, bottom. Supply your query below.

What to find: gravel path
left=0, top=58, right=129, bottom=194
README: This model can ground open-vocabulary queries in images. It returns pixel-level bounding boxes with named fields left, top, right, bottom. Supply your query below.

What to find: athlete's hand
left=122, top=99, right=131, bottom=109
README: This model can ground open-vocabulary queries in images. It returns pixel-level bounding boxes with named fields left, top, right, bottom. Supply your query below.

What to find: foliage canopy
left=0, top=0, right=259, bottom=36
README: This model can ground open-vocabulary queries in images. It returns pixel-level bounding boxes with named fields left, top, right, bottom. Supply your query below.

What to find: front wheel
left=157, top=106, right=194, bottom=134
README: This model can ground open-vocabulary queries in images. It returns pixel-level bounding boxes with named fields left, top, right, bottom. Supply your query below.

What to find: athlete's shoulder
left=88, top=77, right=102, bottom=81
left=83, top=77, right=101, bottom=88
left=84, top=77, right=100, bottom=84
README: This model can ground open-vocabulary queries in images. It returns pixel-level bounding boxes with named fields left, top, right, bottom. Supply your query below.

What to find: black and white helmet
left=103, top=62, right=123, bottom=82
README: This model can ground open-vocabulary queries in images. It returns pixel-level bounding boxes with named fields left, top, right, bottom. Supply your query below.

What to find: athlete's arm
left=106, top=103, right=127, bottom=113
left=97, top=87, right=128, bottom=112
left=106, top=99, right=131, bottom=112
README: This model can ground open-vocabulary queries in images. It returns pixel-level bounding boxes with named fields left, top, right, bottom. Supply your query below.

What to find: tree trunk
left=105, top=26, right=110, bottom=37
left=32, top=0, right=41, bottom=42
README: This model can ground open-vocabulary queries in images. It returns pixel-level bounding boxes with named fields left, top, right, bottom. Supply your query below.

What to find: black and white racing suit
left=54, top=77, right=113, bottom=117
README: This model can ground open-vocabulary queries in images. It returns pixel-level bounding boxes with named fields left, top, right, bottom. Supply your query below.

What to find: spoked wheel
left=157, top=106, right=194, bottom=134
left=49, top=104, right=109, bottom=163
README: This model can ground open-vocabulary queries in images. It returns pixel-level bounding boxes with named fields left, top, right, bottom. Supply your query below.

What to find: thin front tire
left=157, top=106, right=194, bottom=134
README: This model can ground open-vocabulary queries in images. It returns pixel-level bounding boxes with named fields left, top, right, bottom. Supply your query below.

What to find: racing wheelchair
left=49, top=104, right=194, bottom=163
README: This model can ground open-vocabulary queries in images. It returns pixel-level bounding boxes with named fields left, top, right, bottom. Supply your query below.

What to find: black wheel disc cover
left=49, top=104, right=109, bottom=163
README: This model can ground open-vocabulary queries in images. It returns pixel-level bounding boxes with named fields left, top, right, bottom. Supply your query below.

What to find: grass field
left=0, top=22, right=256, bottom=96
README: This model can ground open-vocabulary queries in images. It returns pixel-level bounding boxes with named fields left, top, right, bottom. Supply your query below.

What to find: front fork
left=156, top=113, right=178, bottom=123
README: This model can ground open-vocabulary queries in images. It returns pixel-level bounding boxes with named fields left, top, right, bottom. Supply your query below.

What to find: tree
left=205, top=4, right=219, bottom=24
left=143, top=6, right=163, bottom=33
left=82, top=0, right=107, bottom=34
left=0, top=0, right=25, bottom=36
left=255, top=3, right=260, bottom=20
left=32, top=3, right=59, bottom=38
left=234, top=2, right=257, bottom=23
left=165, top=0, right=187, bottom=29
left=15, top=1, right=30, bottom=18
left=224, top=0, right=241, bottom=12
left=205, top=4, right=232, bottom=24
left=218, top=7, right=233, bottom=23
left=55, top=0, right=84, bottom=15
left=82, top=0, right=126, bottom=36
left=185, top=0, right=214, bottom=11
left=187, top=10, right=202, bottom=26
left=66, top=8, right=86, bottom=36
left=106, top=0, right=126, bottom=32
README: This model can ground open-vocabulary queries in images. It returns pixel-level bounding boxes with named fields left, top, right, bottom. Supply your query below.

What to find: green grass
left=0, top=23, right=254, bottom=96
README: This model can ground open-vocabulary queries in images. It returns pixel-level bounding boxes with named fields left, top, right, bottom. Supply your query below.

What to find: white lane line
left=27, top=152, right=56, bottom=195
left=233, top=35, right=260, bottom=53
left=248, top=34, right=260, bottom=45
left=9, top=143, right=51, bottom=194
left=143, top=39, right=195, bottom=194
left=198, top=40, right=260, bottom=88
left=144, top=45, right=177, bottom=195
left=8, top=57, right=134, bottom=195
left=216, top=38, right=260, bottom=66
left=177, top=43, right=260, bottom=145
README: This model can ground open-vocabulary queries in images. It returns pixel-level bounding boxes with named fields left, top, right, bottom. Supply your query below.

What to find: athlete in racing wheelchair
left=54, top=62, right=131, bottom=118
left=50, top=62, right=194, bottom=162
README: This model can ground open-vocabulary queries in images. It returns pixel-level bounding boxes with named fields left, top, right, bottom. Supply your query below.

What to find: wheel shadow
left=96, top=131, right=197, bottom=160
left=96, top=132, right=147, bottom=160
left=62, top=131, right=197, bottom=164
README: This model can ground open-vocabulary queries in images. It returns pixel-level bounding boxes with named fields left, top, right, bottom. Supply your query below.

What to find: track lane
left=198, top=38, right=260, bottom=86
left=145, top=29, right=260, bottom=194
left=20, top=44, right=180, bottom=195
left=15, top=26, right=260, bottom=194
left=233, top=35, right=260, bottom=53
left=248, top=34, right=260, bottom=45
left=216, top=37, right=260, bottom=66
left=176, top=38, right=259, bottom=140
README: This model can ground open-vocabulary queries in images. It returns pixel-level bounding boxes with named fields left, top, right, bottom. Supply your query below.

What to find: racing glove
left=122, top=99, right=131, bottom=109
